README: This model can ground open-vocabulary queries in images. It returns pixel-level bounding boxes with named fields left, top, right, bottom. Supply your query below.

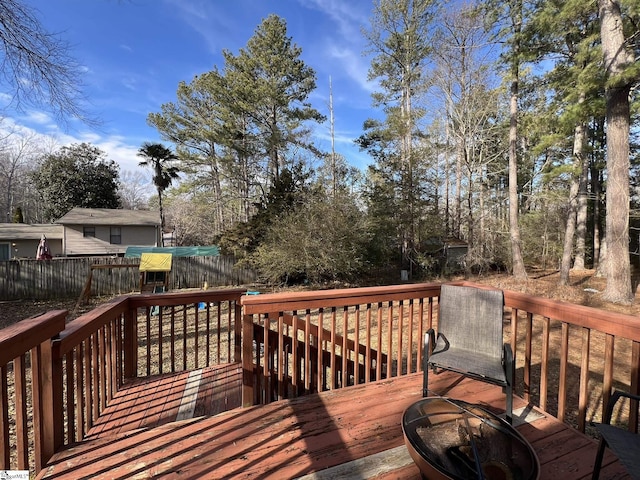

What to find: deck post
left=123, top=305, right=138, bottom=379
left=32, top=339, right=58, bottom=472
left=234, top=301, right=242, bottom=364
left=50, top=339, right=65, bottom=453
left=241, top=312, right=255, bottom=407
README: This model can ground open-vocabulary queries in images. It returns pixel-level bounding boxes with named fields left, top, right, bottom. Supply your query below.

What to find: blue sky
left=8, top=0, right=380, bottom=177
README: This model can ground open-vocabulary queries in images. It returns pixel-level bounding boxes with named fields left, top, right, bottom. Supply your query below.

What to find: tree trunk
left=599, top=0, right=634, bottom=303
left=509, top=76, right=527, bottom=279
left=559, top=118, right=587, bottom=285
left=592, top=163, right=603, bottom=270
left=158, top=191, right=165, bottom=247
left=573, top=150, right=589, bottom=269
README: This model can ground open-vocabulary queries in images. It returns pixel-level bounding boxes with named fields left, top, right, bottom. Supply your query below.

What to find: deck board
left=38, top=369, right=630, bottom=479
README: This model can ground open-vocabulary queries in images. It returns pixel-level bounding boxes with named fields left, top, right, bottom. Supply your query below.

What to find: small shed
left=139, top=252, right=172, bottom=293
left=422, top=237, right=468, bottom=273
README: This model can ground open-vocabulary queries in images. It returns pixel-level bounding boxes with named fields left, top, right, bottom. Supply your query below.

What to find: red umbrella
left=36, top=234, right=52, bottom=260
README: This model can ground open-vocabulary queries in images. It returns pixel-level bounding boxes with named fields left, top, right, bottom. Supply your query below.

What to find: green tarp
left=125, top=246, right=220, bottom=258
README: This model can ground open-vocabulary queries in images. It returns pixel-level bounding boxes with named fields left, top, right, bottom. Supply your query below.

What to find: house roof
left=0, top=223, right=64, bottom=240
left=56, top=208, right=160, bottom=226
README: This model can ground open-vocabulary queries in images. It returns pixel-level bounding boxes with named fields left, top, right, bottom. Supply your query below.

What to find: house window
left=83, top=227, right=95, bottom=238
left=146, top=271, right=166, bottom=284
left=110, top=227, right=122, bottom=244
left=0, top=243, right=9, bottom=260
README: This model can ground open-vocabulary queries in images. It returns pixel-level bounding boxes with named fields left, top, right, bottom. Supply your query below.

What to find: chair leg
left=505, top=383, right=513, bottom=425
left=504, top=343, right=514, bottom=424
left=592, top=438, right=607, bottom=480
left=422, top=332, right=430, bottom=397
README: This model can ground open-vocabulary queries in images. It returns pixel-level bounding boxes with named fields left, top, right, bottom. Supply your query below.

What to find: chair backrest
left=438, top=285, right=505, bottom=358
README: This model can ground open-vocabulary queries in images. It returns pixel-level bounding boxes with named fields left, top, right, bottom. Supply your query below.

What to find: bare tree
left=431, top=5, right=500, bottom=255
left=119, top=170, right=151, bottom=210
left=0, top=128, right=44, bottom=222
left=0, top=0, right=92, bottom=124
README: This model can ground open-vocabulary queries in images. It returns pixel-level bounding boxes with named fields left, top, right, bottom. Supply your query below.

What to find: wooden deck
left=37, top=367, right=630, bottom=480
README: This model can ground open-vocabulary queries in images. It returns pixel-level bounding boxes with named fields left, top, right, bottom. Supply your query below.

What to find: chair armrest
left=604, top=390, right=640, bottom=424
left=425, top=329, right=436, bottom=359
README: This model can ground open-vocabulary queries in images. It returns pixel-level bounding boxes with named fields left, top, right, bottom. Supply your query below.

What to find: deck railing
left=241, top=281, right=640, bottom=435
left=0, top=288, right=244, bottom=476
left=241, top=283, right=440, bottom=405
left=2, top=281, right=640, bottom=476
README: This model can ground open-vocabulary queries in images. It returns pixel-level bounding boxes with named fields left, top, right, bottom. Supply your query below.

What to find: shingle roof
left=56, top=208, right=160, bottom=226
left=0, top=223, right=64, bottom=240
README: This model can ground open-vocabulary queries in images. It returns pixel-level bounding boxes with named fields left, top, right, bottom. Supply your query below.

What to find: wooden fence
left=0, top=256, right=257, bottom=300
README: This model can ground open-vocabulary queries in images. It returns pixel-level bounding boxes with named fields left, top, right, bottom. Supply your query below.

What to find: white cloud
left=327, top=45, right=376, bottom=93
left=0, top=115, right=151, bottom=178
left=22, top=111, right=54, bottom=126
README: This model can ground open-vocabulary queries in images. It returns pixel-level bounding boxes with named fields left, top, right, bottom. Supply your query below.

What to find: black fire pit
left=402, top=397, right=540, bottom=480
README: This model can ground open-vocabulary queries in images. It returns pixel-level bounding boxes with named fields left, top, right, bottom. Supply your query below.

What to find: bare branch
left=0, top=0, right=98, bottom=126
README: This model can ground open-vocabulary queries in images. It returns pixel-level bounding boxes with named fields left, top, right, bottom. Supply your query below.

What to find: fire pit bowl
left=402, top=397, right=540, bottom=480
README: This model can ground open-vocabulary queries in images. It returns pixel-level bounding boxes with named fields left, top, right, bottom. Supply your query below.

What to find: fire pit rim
left=401, top=396, right=541, bottom=480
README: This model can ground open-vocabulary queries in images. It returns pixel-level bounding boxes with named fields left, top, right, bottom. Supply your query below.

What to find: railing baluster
left=417, top=298, right=424, bottom=372
left=99, top=325, right=107, bottom=413
left=170, top=306, right=176, bottom=373
left=602, top=334, right=615, bottom=416
left=540, top=317, right=550, bottom=412
left=578, top=327, right=591, bottom=432
left=278, top=312, right=285, bottom=400
left=355, top=305, right=361, bottom=385
left=91, top=333, right=99, bottom=423
left=365, top=304, right=372, bottom=384
left=331, top=307, right=337, bottom=389
left=205, top=303, right=211, bottom=365
left=194, top=303, right=199, bottom=369
left=145, top=307, right=151, bottom=376
left=342, top=306, right=348, bottom=386
left=83, top=339, right=92, bottom=431
left=408, top=299, right=414, bottom=374
left=317, top=309, right=324, bottom=393
left=14, top=355, right=28, bottom=469
left=158, top=305, right=164, bottom=374
left=0, top=364, right=8, bottom=469
left=304, top=310, right=312, bottom=393
left=386, top=301, right=393, bottom=379
left=376, top=302, right=383, bottom=382
left=524, top=313, right=533, bottom=402
left=558, top=322, right=570, bottom=422
left=64, top=351, right=75, bottom=443
left=398, top=301, right=404, bottom=376
left=511, top=308, right=518, bottom=384
left=182, top=306, right=188, bottom=371
left=263, top=314, right=270, bottom=404
left=75, top=344, right=84, bottom=441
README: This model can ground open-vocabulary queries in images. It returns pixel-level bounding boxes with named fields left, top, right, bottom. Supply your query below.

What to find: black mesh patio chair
left=423, top=284, right=514, bottom=424
left=592, top=389, right=640, bottom=480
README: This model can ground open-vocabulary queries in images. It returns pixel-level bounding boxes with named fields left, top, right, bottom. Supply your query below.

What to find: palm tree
left=137, top=142, right=179, bottom=246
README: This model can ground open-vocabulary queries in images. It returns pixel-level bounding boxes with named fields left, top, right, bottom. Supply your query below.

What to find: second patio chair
left=423, top=284, right=514, bottom=424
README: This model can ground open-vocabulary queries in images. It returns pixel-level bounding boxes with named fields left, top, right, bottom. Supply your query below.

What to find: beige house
left=56, top=208, right=161, bottom=256
left=0, top=224, right=64, bottom=260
